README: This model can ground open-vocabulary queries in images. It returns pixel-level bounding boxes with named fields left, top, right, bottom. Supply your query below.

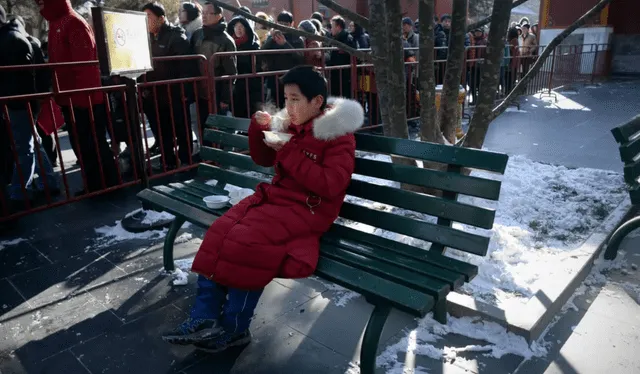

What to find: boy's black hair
left=280, top=66, right=328, bottom=110
left=311, top=12, right=324, bottom=23
left=277, top=10, right=294, bottom=24
left=142, top=2, right=166, bottom=17
left=331, top=15, right=346, bottom=30
left=203, top=1, right=223, bottom=14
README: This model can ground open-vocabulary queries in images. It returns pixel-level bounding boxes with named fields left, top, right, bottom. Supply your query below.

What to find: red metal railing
left=0, top=43, right=611, bottom=222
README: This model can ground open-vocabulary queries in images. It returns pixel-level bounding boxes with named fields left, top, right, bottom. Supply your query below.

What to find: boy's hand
left=255, top=111, right=271, bottom=127
left=264, top=139, right=286, bottom=151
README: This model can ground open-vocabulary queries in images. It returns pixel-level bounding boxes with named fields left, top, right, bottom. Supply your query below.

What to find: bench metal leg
left=360, top=304, right=391, bottom=374
left=163, top=217, right=186, bottom=271
left=604, top=216, right=640, bottom=260
left=433, top=298, right=447, bottom=324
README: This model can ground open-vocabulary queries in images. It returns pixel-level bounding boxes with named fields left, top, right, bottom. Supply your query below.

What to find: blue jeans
left=6, top=109, right=57, bottom=200
left=190, top=275, right=264, bottom=334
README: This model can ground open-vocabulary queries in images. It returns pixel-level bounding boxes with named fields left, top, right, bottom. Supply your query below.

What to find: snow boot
left=162, top=318, right=221, bottom=345
left=193, top=330, right=252, bottom=353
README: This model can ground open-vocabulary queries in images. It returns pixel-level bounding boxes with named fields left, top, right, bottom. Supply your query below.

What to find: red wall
left=608, top=0, right=640, bottom=34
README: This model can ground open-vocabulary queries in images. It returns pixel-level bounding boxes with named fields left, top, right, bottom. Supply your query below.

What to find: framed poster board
left=92, top=7, right=153, bottom=76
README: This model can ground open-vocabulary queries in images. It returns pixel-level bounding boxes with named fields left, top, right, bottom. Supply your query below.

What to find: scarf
left=233, top=34, right=249, bottom=46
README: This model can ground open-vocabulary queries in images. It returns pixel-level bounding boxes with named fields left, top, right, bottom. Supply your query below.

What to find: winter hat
left=441, top=14, right=451, bottom=22
left=402, top=17, right=413, bottom=27
left=298, top=19, right=317, bottom=34
left=0, top=4, right=7, bottom=24
left=181, top=2, right=200, bottom=22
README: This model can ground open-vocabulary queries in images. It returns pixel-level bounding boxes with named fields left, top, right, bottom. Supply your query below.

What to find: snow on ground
left=0, top=238, right=27, bottom=251
left=92, top=221, right=168, bottom=249
left=343, top=152, right=626, bottom=309
left=309, top=276, right=361, bottom=307
left=365, top=251, right=629, bottom=374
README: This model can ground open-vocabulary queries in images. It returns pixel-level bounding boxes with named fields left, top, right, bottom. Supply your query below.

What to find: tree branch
left=316, top=0, right=370, bottom=29
left=211, top=0, right=373, bottom=62
left=467, top=0, right=530, bottom=31
left=491, top=0, right=613, bottom=119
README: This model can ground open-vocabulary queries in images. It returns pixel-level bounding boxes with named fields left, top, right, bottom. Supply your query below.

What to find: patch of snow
left=141, top=210, right=175, bottom=224
left=310, top=276, right=361, bottom=307
left=174, top=256, right=195, bottom=271
left=175, top=232, right=193, bottom=244
left=377, top=314, right=547, bottom=371
left=172, top=268, right=189, bottom=286
left=93, top=221, right=168, bottom=248
left=0, top=238, right=27, bottom=251
left=505, top=108, right=528, bottom=113
left=205, top=179, right=218, bottom=186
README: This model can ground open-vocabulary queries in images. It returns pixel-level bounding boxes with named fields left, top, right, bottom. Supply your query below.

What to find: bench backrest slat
left=624, top=160, right=640, bottom=185
left=205, top=129, right=251, bottom=150
left=347, top=179, right=496, bottom=229
left=611, top=115, right=640, bottom=144
left=198, top=164, right=265, bottom=190
left=354, top=133, right=509, bottom=173
left=355, top=157, right=502, bottom=200
left=205, top=115, right=251, bottom=132
left=619, top=136, right=640, bottom=164
left=200, top=146, right=275, bottom=176
left=339, top=202, right=490, bottom=256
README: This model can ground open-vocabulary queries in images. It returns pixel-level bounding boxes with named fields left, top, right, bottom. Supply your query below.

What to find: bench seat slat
left=184, top=180, right=229, bottom=196
left=347, top=179, right=496, bottom=229
left=206, top=115, right=251, bottom=132
left=630, top=183, right=640, bottom=205
left=315, top=257, right=435, bottom=316
left=152, top=185, right=228, bottom=216
left=354, top=133, right=509, bottom=173
left=321, top=244, right=452, bottom=299
left=322, top=235, right=465, bottom=289
left=339, top=202, right=490, bottom=256
left=137, top=189, right=215, bottom=229
left=327, top=225, right=478, bottom=281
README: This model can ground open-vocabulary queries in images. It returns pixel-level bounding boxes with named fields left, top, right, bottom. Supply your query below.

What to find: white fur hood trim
left=270, top=97, right=364, bottom=141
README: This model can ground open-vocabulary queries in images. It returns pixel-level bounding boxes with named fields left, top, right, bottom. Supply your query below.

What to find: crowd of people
left=0, top=0, right=540, bottom=216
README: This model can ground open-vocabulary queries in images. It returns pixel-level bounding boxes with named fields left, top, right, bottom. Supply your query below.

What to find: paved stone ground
left=480, top=79, right=640, bottom=171
left=1, top=193, right=639, bottom=374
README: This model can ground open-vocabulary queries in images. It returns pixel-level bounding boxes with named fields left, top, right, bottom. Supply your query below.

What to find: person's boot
left=162, top=318, right=221, bottom=345
left=193, top=330, right=252, bottom=353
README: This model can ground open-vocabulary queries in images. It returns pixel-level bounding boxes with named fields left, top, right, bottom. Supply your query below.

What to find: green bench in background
left=605, top=115, right=640, bottom=260
left=138, top=115, right=509, bottom=374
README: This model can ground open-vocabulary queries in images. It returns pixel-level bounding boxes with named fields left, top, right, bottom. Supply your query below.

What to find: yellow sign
left=102, top=10, right=152, bottom=75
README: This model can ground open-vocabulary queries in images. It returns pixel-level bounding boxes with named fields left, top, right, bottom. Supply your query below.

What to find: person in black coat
left=349, top=21, right=369, bottom=49
left=142, top=2, right=194, bottom=170
left=327, top=15, right=357, bottom=98
left=227, top=16, right=261, bottom=118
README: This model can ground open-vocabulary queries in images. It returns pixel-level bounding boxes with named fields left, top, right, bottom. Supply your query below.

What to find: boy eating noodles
left=162, top=66, right=364, bottom=352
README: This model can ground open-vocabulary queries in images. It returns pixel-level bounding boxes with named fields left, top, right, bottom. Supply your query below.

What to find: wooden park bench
left=137, top=115, right=509, bottom=373
left=605, top=115, right=640, bottom=260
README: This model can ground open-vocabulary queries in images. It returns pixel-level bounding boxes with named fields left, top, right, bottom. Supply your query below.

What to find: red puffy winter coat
left=41, top=0, right=104, bottom=108
left=191, top=98, right=364, bottom=290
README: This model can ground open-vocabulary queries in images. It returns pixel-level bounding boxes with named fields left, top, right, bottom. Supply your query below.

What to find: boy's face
left=284, top=84, right=323, bottom=126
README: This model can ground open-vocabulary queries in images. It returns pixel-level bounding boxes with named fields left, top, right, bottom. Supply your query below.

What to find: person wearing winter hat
left=254, top=11, right=269, bottom=46
left=298, top=20, right=323, bottom=67
left=402, top=16, right=418, bottom=49
left=179, top=2, right=203, bottom=41
left=227, top=15, right=261, bottom=118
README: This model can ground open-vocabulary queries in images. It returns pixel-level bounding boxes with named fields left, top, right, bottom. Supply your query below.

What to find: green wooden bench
left=604, top=115, right=640, bottom=260
left=138, top=114, right=509, bottom=373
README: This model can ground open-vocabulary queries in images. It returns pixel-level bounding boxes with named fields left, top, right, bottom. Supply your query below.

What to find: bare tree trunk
left=463, top=0, right=513, bottom=149
left=385, top=0, right=410, bottom=140
left=367, top=0, right=393, bottom=135
left=491, top=0, right=614, bottom=121
left=439, top=0, right=468, bottom=144
left=418, top=0, right=441, bottom=144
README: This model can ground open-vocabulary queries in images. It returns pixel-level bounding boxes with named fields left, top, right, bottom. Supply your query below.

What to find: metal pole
left=124, top=77, right=149, bottom=189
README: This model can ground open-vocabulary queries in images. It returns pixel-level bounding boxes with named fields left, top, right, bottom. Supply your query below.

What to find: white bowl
left=203, top=195, right=230, bottom=209
left=263, top=131, right=293, bottom=143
